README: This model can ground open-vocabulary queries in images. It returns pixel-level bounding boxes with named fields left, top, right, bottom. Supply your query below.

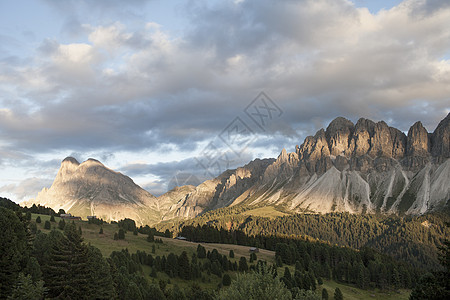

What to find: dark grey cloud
left=1, top=0, right=450, bottom=202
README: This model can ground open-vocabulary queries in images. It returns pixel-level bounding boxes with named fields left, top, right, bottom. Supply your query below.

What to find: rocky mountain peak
left=407, top=121, right=430, bottom=156
left=62, top=156, right=80, bottom=165
left=28, top=157, right=159, bottom=225
left=325, top=117, right=354, bottom=157
left=368, top=121, right=393, bottom=158
left=431, top=112, right=450, bottom=158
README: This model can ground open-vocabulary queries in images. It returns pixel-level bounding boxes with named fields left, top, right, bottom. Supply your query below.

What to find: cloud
left=0, top=177, right=53, bottom=202
left=1, top=0, right=450, bottom=202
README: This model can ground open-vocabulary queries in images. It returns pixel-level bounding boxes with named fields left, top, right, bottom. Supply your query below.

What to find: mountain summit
left=168, top=113, right=450, bottom=218
left=25, top=157, right=161, bottom=225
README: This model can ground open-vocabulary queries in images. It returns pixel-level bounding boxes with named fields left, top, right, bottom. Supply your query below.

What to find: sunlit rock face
left=25, top=157, right=161, bottom=225
left=171, top=113, right=449, bottom=218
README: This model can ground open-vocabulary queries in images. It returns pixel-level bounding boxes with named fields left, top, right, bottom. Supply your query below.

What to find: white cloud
left=1, top=0, right=450, bottom=201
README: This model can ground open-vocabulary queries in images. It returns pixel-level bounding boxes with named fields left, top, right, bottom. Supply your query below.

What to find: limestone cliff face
left=162, top=158, right=274, bottom=220
left=26, top=158, right=160, bottom=225
left=431, top=113, right=450, bottom=159
left=178, top=113, right=449, bottom=217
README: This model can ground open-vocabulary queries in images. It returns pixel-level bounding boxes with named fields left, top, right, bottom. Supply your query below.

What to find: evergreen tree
left=0, top=207, right=28, bottom=298
left=35, top=216, right=41, bottom=223
left=99, top=227, right=103, bottom=234
left=217, top=264, right=291, bottom=300
left=6, top=273, right=45, bottom=300
left=50, top=215, right=56, bottom=222
left=150, top=267, right=157, bottom=278
left=166, top=253, right=178, bottom=278
left=334, top=287, right=343, bottom=300
left=133, top=228, right=138, bottom=236
left=166, top=284, right=186, bottom=300
left=197, top=244, right=206, bottom=259
left=147, top=231, right=154, bottom=242
left=44, top=220, right=51, bottom=230
left=178, top=251, right=191, bottom=280
left=229, top=250, right=235, bottom=258
left=43, top=225, right=90, bottom=299
left=118, top=228, right=125, bottom=240
left=239, top=256, right=248, bottom=272
left=58, top=219, right=65, bottom=230
left=24, top=257, right=42, bottom=283
left=223, top=273, right=231, bottom=286
left=114, top=233, right=119, bottom=240
left=152, top=244, right=156, bottom=254
left=322, top=288, right=328, bottom=300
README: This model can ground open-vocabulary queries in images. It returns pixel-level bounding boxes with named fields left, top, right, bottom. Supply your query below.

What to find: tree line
left=164, top=206, right=449, bottom=270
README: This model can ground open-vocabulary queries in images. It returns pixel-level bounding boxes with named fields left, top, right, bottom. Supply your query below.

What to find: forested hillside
left=1, top=197, right=418, bottom=299
left=161, top=206, right=450, bottom=270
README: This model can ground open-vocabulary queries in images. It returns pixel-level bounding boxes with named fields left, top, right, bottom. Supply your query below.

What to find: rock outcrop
left=24, top=157, right=161, bottom=225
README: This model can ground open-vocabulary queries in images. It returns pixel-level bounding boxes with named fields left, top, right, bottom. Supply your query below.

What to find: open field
left=31, top=214, right=411, bottom=299
left=240, top=206, right=289, bottom=218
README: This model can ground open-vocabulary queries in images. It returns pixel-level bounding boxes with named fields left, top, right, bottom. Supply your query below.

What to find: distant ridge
left=25, top=113, right=450, bottom=225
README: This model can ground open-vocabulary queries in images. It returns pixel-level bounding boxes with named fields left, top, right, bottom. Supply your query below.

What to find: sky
left=0, top=0, right=449, bottom=202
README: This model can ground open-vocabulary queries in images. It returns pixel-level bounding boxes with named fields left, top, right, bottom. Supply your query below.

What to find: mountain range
left=23, top=113, right=450, bottom=225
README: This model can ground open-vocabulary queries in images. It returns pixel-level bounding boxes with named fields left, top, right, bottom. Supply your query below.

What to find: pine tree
left=222, top=273, right=231, bottom=286
left=178, top=251, right=191, bottom=280
left=147, top=231, right=154, bottom=242
left=118, top=228, right=125, bottom=240
left=35, top=216, right=41, bottom=223
left=44, top=225, right=90, bottom=299
left=334, top=287, right=343, bottom=300
left=229, top=250, right=234, bottom=258
left=150, top=267, right=157, bottom=278
left=239, top=256, right=248, bottom=272
left=0, top=207, right=28, bottom=298
left=50, top=215, right=56, bottom=222
left=322, top=288, right=328, bottom=300
left=44, top=220, right=51, bottom=230
left=58, top=219, right=65, bottom=230
left=99, top=227, right=103, bottom=234
left=6, top=273, right=45, bottom=300
left=197, top=244, right=206, bottom=259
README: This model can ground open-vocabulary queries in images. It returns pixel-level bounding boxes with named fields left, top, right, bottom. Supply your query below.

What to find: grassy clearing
left=31, top=214, right=411, bottom=299
left=241, top=206, right=289, bottom=218
left=320, top=280, right=410, bottom=300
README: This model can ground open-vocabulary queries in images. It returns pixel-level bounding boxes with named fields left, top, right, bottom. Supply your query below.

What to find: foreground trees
left=217, top=264, right=292, bottom=300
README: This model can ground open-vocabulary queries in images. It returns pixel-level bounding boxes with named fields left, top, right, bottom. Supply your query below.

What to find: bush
left=217, top=265, right=291, bottom=300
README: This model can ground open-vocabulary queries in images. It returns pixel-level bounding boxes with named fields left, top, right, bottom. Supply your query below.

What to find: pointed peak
left=409, top=121, right=427, bottom=133
left=62, top=157, right=80, bottom=165
left=314, top=128, right=326, bottom=138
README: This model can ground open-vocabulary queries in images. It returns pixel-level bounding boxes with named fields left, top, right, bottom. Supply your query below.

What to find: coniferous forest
left=1, top=196, right=449, bottom=299
left=162, top=205, right=450, bottom=271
